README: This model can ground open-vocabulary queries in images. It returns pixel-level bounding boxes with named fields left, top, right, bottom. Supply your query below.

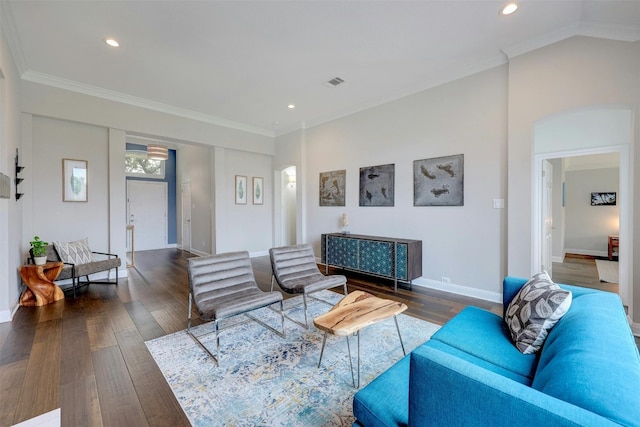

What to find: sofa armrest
left=91, top=251, right=118, bottom=259
left=409, top=345, right=619, bottom=427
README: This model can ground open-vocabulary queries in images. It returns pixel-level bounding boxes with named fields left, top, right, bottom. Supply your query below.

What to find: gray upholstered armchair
left=187, top=251, right=285, bottom=366
left=269, top=243, right=347, bottom=328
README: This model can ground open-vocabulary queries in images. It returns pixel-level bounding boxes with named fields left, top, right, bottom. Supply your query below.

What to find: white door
left=127, top=181, right=167, bottom=251
left=181, top=181, right=192, bottom=252
left=541, top=160, right=553, bottom=275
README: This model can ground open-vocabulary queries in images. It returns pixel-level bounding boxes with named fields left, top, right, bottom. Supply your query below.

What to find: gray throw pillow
left=53, top=238, right=95, bottom=265
left=504, top=271, right=572, bottom=354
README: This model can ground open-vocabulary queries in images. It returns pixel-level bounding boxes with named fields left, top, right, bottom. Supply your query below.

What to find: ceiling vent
left=324, top=77, right=345, bottom=87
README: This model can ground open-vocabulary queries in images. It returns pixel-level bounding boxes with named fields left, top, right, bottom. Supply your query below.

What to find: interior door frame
left=532, top=145, right=629, bottom=308
left=181, top=180, right=192, bottom=253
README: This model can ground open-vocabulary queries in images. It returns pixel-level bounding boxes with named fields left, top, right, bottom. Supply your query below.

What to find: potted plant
left=30, top=236, right=48, bottom=265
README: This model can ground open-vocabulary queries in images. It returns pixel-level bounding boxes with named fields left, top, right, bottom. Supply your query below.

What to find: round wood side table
left=19, top=261, right=65, bottom=306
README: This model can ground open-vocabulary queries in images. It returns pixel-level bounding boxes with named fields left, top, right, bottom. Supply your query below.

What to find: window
left=125, top=150, right=165, bottom=178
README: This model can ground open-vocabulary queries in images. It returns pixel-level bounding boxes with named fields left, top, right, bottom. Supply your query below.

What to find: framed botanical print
left=235, top=175, right=247, bottom=204
left=63, top=159, right=88, bottom=202
left=253, top=177, right=264, bottom=205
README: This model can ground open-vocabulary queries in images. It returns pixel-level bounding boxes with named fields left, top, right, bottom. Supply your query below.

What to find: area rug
left=595, top=259, right=619, bottom=283
left=146, top=290, right=440, bottom=426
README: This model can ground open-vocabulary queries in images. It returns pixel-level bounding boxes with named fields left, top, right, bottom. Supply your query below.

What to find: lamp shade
left=147, top=144, right=168, bottom=160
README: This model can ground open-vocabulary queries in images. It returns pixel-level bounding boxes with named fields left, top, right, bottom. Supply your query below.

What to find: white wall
left=0, top=18, right=23, bottom=321
left=565, top=167, right=619, bottom=256
left=507, top=36, right=639, bottom=324
left=25, top=116, right=110, bottom=250
left=214, top=148, right=273, bottom=254
left=297, top=65, right=508, bottom=300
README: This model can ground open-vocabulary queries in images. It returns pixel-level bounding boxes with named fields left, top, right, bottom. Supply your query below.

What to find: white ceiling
left=2, top=0, right=639, bottom=137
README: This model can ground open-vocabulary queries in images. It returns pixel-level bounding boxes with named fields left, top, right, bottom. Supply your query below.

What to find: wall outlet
left=441, top=276, right=451, bottom=285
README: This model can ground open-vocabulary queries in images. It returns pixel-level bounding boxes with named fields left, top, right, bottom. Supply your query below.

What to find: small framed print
left=63, top=159, right=88, bottom=202
left=253, top=177, right=264, bottom=205
left=235, top=175, right=247, bottom=204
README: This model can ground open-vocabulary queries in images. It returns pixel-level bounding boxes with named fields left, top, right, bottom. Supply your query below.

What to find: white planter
left=34, top=256, right=47, bottom=265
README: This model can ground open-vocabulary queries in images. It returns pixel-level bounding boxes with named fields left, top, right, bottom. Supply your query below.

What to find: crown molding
left=578, top=21, right=640, bottom=42
left=501, top=20, right=640, bottom=59
left=21, top=70, right=275, bottom=138
left=0, top=1, right=28, bottom=75
left=502, top=23, right=581, bottom=59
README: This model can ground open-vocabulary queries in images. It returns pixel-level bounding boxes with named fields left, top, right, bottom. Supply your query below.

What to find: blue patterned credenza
left=321, top=233, right=422, bottom=291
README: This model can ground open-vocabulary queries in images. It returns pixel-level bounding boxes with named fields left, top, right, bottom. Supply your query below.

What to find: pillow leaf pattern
left=504, top=271, right=572, bottom=354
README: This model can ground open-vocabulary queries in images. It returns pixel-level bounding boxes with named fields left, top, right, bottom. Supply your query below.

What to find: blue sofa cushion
left=429, top=306, right=538, bottom=381
left=532, top=291, right=640, bottom=426
left=504, top=271, right=572, bottom=354
left=425, top=340, right=532, bottom=385
left=353, top=354, right=410, bottom=427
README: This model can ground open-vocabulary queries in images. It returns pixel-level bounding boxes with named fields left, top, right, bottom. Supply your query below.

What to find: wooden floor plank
left=150, top=307, right=187, bottom=335
left=92, top=346, right=149, bottom=427
left=13, top=318, right=62, bottom=424
left=115, top=329, right=191, bottom=426
left=123, top=301, right=166, bottom=341
left=0, top=359, right=28, bottom=426
left=60, top=375, right=103, bottom=427
left=87, top=315, right=118, bottom=352
left=0, top=309, right=40, bottom=366
left=60, top=307, right=94, bottom=386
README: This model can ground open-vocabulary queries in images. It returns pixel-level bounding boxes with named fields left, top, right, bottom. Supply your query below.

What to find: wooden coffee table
left=19, top=262, right=65, bottom=306
left=313, top=290, right=408, bottom=387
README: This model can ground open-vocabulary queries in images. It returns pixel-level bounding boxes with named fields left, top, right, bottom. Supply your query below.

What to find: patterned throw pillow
left=504, top=271, right=572, bottom=355
left=53, top=238, right=95, bottom=265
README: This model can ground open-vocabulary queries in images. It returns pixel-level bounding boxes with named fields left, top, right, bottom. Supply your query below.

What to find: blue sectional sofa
left=353, top=276, right=640, bottom=426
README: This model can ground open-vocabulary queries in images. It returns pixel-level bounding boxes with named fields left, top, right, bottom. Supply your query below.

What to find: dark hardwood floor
left=0, top=249, right=637, bottom=426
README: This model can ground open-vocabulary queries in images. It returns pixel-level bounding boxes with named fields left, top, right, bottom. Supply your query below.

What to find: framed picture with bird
left=413, top=154, right=464, bottom=206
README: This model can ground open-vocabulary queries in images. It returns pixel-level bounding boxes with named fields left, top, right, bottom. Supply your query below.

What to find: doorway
left=540, top=153, right=620, bottom=294
left=532, top=106, right=631, bottom=307
left=282, top=166, right=297, bottom=246
left=127, top=180, right=168, bottom=251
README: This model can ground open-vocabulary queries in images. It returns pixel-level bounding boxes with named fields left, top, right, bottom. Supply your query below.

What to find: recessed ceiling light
left=500, top=2, right=518, bottom=15
left=105, top=38, right=120, bottom=47
left=288, top=104, right=296, bottom=109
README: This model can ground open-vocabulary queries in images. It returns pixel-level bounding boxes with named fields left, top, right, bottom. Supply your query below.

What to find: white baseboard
left=411, top=277, right=503, bottom=304
left=250, top=250, right=269, bottom=258
left=188, top=249, right=210, bottom=257
left=552, top=256, right=564, bottom=263
left=564, top=248, right=608, bottom=258
left=631, top=320, right=640, bottom=337
left=0, top=297, right=20, bottom=323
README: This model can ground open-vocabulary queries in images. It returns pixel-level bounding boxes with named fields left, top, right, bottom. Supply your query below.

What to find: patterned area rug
left=595, top=259, right=619, bottom=284
left=146, top=290, right=440, bottom=426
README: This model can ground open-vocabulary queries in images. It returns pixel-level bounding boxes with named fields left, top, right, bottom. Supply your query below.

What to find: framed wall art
left=319, top=169, right=346, bottom=206
left=414, top=154, right=464, bottom=206
left=591, top=192, right=616, bottom=206
left=359, top=164, right=394, bottom=207
left=253, top=177, right=264, bottom=205
left=63, top=158, right=88, bottom=202
left=235, top=175, right=247, bottom=204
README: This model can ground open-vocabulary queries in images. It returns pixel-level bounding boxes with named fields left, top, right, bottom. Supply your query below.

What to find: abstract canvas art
left=359, top=164, right=394, bottom=206
left=319, top=170, right=346, bottom=206
left=591, top=192, right=616, bottom=206
left=414, top=154, right=464, bottom=206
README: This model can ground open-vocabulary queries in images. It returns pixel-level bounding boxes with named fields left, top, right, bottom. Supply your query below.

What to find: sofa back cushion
left=532, top=292, right=640, bottom=426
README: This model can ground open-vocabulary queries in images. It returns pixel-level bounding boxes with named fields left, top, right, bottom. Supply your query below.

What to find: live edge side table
left=19, top=261, right=65, bottom=306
